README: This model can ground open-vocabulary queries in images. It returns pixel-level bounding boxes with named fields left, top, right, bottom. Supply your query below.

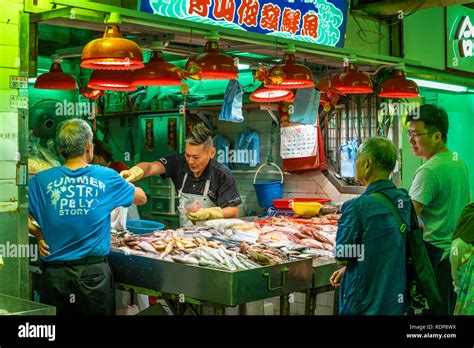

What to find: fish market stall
left=255, top=214, right=340, bottom=315
left=109, top=249, right=313, bottom=315
left=109, top=215, right=340, bottom=315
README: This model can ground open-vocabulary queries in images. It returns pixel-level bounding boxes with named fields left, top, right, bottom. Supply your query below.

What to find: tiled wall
left=215, top=108, right=359, bottom=215
left=264, top=291, right=335, bottom=315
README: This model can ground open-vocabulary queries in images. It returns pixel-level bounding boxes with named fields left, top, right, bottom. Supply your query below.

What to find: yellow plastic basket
left=292, top=202, right=322, bottom=216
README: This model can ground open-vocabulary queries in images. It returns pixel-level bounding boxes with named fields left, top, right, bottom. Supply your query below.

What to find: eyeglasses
left=407, top=131, right=432, bottom=139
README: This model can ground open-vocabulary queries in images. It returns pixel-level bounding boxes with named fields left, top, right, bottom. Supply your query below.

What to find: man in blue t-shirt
left=330, top=137, right=410, bottom=315
left=28, top=119, right=147, bottom=315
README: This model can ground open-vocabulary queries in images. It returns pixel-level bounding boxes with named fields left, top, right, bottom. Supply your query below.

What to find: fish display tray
left=109, top=249, right=313, bottom=307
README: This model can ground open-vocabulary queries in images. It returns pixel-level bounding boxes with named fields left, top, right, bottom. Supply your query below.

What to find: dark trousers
left=40, top=261, right=115, bottom=315
left=424, top=242, right=456, bottom=315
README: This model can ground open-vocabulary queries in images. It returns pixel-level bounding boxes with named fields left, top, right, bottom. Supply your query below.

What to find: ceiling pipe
left=355, top=0, right=473, bottom=17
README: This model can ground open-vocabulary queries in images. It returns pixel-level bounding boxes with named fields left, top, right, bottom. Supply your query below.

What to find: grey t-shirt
left=409, top=151, right=469, bottom=260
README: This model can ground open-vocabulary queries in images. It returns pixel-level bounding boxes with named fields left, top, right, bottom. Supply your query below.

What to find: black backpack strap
left=371, top=192, right=408, bottom=240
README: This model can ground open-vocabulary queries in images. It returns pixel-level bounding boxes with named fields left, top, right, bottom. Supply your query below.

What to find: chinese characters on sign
left=455, top=16, right=473, bottom=58
left=446, top=6, right=474, bottom=73
left=0, top=133, right=18, bottom=140
left=141, top=0, right=348, bottom=48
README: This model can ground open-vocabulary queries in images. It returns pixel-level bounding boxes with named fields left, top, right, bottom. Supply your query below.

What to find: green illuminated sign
left=446, top=6, right=474, bottom=74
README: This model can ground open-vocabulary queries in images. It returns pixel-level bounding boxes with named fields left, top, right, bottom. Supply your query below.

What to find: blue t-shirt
left=28, top=165, right=135, bottom=262
left=336, top=179, right=410, bottom=315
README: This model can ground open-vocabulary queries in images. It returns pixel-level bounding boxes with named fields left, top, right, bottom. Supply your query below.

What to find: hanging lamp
left=185, top=31, right=238, bottom=80
left=81, top=12, right=144, bottom=70
left=80, top=85, right=103, bottom=100
left=379, top=69, right=419, bottom=98
left=285, top=90, right=296, bottom=103
left=250, top=84, right=294, bottom=103
left=331, top=62, right=373, bottom=94
left=34, top=55, right=77, bottom=90
left=132, top=41, right=182, bottom=86
left=267, top=45, right=314, bottom=89
left=87, top=70, right=137, bottom=91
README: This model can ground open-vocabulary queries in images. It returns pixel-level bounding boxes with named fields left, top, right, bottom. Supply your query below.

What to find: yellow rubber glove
left=120, top=166, right=144, bottom=183
left=187, top=207, right=224, bottom=221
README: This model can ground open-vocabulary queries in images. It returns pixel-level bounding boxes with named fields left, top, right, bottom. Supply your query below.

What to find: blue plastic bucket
left=253, top=162, right=284, bottom=208
left=126, top=220, right=165, bottom=234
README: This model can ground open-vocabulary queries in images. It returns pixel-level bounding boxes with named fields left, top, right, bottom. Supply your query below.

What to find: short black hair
left=359, top=137, right=397, bottom=173
left=406, top=104, right=449, bottom=143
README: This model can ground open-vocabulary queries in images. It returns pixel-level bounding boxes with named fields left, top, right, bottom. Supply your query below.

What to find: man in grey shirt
left=406, top=104, right=470, bottom=315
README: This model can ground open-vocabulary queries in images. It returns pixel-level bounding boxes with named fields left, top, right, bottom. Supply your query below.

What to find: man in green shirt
left=406, top=104, right=470, bottom=315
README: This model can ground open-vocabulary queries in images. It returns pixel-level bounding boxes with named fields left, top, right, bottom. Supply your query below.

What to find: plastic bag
left=214, top=133, right=231, bottom=168
left=289, top=88, right=320, bottom=125
left=235, top=128, right=260, bottom=167
left=28, top=137, right=60, bottom=174
left=219, top=79, right=244, bottom=122
left=111, top=207, right=129, bottom=231
left=340, top=139, right=358, bottom=178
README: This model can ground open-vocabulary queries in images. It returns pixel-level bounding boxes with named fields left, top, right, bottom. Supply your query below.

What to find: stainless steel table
left=109, top=249, right=314, bottom=315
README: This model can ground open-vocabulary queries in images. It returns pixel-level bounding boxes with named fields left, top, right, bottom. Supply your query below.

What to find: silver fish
left=138, top=241, right=159, bottom=254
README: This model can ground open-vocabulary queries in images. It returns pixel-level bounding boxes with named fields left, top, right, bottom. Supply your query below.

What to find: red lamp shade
left=80, top=85, right=103, bottom=100
left=132, top=51, right=182, bottom=86
left=185, top=40, right=238, bottom=80
left=332, top=63, right=373, bottom=94
left=250, top=84, right=294, bottom=103
left=87, top=70, right=137, bottom=91
left=379, top=70, right=419, bottom=98
left=285, top=90, right=296, bottom=103
left=81, top=24, right=144, bottom=70
left=34, top=62, right=77, bottom=90
left=267, top=53, right=314, bottom=89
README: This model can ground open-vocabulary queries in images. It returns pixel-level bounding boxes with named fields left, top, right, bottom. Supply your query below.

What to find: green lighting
left=407, top=78, right=469, bottom=92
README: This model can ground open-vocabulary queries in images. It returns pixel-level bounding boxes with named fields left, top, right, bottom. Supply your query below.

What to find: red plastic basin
left=273, top=198, right=332, bottom=209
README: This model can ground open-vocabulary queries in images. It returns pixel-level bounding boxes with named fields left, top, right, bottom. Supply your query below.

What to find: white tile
left=313, top=172, right=329, bottom=187
left=315, top=305, right=334, bottom=316
left=322, top=180, right=341, bottom=202
left=295, top=292, right=306, bottom=303
left=283, top=181, right=298, bottom=192
left=316, top=293, right=327, bottom=307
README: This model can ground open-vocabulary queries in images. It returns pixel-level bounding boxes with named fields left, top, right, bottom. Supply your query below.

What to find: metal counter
left=304, top=257, right=340, bottom=315
left=109, top=249, right=313, bottom=314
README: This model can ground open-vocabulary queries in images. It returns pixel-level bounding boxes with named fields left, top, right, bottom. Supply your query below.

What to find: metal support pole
left=280, top=294, right=290, bottom=316
left=238, top=304, right=247, bottom=315
left=214, top=306, right=225, bottom=315
left=333, top=288, right=339, bottom=315
left=305, top=288, right=317, bottom=315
